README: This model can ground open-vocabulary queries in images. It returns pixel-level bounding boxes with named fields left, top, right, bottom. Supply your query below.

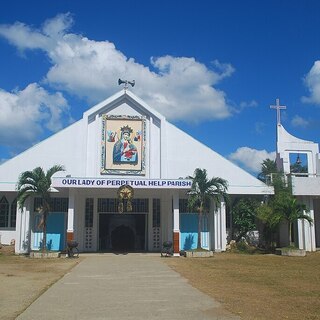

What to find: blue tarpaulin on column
left=180, top=213, right=209, bottom=250
left=32, top=212, right=66, bottom=251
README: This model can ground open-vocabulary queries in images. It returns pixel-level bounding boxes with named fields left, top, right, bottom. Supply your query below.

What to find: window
left=153, top=199, right=161, bottom=228
left=34, top=198, right=68, bottom=212
left=289, top=152, right=308, bottom=175
left=10, top=198, right=17, bottom=228
left=0, top=196, right=9, bottom=228
left=98, top=198, right=149, bottom=213
left=131, top=199, right=149, bottom=213
left=179, top=199, right=191, bottom=213
left=85, top=198, right=94, bottom=228
left=98, top=198, right=117, bottom=213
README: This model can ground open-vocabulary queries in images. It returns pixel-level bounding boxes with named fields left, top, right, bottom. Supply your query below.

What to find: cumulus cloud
left=0, top=84, right=69, bottom=148
left=302, top=60, right=320, bottom=104
left=0, top=13, right=234, bottom=122
left=229, top=147, right=276, bottom=174
left=291, top=115, right=309, bottom=128
left=0, top=23, right=51, bottom=52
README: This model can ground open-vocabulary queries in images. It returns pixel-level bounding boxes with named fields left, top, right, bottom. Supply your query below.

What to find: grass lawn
left=165, top=251, right=320, bottom=320
left=0, top=250, right=80, bottom=320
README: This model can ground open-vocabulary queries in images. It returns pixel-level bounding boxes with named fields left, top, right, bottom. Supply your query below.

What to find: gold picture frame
left=101, top=115, right=146, bottom=175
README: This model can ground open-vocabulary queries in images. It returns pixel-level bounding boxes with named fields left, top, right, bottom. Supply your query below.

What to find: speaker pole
left=118, top=78, right=135, bottom=92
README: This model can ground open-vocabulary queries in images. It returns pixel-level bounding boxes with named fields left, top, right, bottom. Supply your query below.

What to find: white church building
left=2, top=89, right=312, bottom=255
left=273, top=100, right=320, bottom=251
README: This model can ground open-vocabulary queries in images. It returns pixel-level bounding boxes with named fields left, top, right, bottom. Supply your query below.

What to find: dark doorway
left=111, top=225, right=134, bottom=251
left=99, top=214, right=146, bottom=252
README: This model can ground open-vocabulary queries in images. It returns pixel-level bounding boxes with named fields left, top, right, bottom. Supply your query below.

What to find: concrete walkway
left=17, top=254, right=240, bottom=320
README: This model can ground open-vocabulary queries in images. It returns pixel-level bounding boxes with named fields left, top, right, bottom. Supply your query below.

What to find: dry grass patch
left=0, top=253, right=80, bottom=320
left=165, top=252, right=320, bottom=320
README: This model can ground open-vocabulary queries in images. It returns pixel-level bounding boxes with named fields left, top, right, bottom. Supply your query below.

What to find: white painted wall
left=15, top=198, right=31, bottom=254
left=292, top=176, right=320, bottom=196
left=277, top=124, right=319, bottom=175
left=0, top=121, right=85, bottom=191
left=277, top=124, right=320, bottom=251
left=165, top=122, right=272, bottom=195
left=0, top=230, right=16, bottom=245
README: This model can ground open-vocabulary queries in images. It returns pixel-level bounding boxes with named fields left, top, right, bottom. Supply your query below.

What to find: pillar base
left=173, top=231, right=180, bottom=254
left=67, top=231, right=74, bottom=242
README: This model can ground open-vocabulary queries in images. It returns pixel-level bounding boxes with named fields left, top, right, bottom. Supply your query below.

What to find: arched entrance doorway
left=99, top=213, right=146, bottom=252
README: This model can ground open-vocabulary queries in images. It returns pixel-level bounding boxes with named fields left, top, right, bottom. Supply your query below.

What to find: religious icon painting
left=101, top=115, right=146, bottom=175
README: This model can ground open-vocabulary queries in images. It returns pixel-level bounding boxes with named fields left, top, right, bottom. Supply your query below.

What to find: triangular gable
left=83, top=90, right=165, bottom=124
left=0, top=89, right=272, bottom=195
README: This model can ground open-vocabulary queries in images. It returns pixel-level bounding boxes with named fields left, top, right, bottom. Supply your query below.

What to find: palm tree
left=257, top=163, right=313, bottom=248
left=273, top=192, right=312, bottom=246
left=187, top=168, right=228, bottom=249
left=257, top=158, right=278, bottom=184
left=17, top=165, right=65, bottom=251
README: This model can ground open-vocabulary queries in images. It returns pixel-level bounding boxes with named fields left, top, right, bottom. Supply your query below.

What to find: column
left=303, top=197, right=316, bottom=252
left=214, top=205, right=221, bottom=251
left=15, top=206, right=23, bottom=253
left=220, top=201, right=227, bottom=251
left=15, top=199, right=31, bottom=254
left=208, top=205, right=215, bottom=250
left=172, top=191, right=180, bottom=256
left=297, top=218, right=305, bottom=250
left=308, top=197, right=316, bottom=252
left=67, top=189, right=75, bottom=242
left=213, top=201, right=227, bottom=252
left=297, top=196, right=315, bottom=252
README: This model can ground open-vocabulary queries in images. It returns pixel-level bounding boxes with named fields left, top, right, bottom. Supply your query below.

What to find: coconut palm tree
left=273, top=192, right=312, bottom=246
left=187, top=168, right=228, bottom=249
left=257, top=160, right=313, bottom=248
left=17, top=165, right=65, bottom=251
left=257, top=158, right=278, bottom=184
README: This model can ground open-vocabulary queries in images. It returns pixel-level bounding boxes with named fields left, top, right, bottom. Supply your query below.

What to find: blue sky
left=1, top=0, right=320, bottom=175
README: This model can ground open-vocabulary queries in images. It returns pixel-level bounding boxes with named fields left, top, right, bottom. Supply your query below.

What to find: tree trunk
left=198, top=206, right=202, bottom=249
left=42, top=212, right=47, bottom=252
left=289, top=222, right=294, bottom=247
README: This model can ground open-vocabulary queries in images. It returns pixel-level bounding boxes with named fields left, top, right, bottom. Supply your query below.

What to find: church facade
left=275, top=114, right=320, bottom=251
left=0, top=89, right=273, bottom=254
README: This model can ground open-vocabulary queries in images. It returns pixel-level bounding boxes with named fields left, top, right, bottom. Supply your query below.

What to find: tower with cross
left=270, top=98, right=286, bottom=125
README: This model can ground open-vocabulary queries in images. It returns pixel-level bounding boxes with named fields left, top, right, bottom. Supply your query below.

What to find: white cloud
left=229, top=147, right=276, bottom=174
left=0, top=22, right=51, bottom=52
left=211, top=59, right=235, bottom=81
left=239, top=100, right=258, bottom=109
left=231, top=99, right=258, bottom=114
left=291, top=115, right=309, bottom=128
left=0, top=14, right=234, bottom=123
left=302, top=60, right=320, bottom=104
left=0, top=84, right=69, bottom=148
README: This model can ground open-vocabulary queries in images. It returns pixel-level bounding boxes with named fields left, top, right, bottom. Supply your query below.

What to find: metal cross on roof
left=270, top=98, right=286, bottom=125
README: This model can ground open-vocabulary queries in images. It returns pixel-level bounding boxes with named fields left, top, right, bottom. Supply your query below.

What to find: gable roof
left=84, top=90, right=165, bottom=124
left=0, top=89, right=272, bottom=195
